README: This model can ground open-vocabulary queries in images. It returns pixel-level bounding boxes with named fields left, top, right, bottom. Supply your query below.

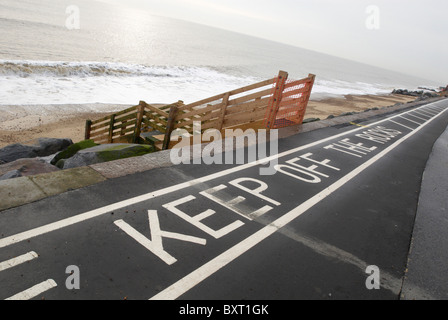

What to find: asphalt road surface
left=1, top=99, right=447, bottom=300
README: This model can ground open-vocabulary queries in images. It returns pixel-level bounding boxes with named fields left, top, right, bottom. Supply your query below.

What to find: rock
left=51, top=139, right=98, bottom=165
left=55, top=159, right=66, bottom=169
left=340, top=112, right=355, bottom=116
left=61, top=143, right=155, bottom=169
left=0, top=143, right=37, bottom=164
left=326, top=115, right=335, bottom=119
left=34, top=138, right=73, bottom=157
left=423, top=92, right=439, bottom=98
left=0, top=158, right=60, bottom=179
left=0, top=138, right=73, bottom=164
left=302, top=118, right=320, bottom=124
left=0, top=170, right=22, bottom=181
left=392, top=88, right=439, bottom=99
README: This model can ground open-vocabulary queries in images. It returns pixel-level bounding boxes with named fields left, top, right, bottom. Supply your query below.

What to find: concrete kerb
left=0, top=97, right=445, bottom=212
left=400, top=121, right=448, bottom=300
left=0, top=167, right=106, bottom=211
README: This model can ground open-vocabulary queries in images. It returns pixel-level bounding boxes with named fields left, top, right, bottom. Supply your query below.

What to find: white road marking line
left=415, top=109, right=436, bottom=117
left=114, top=216, right=206, bottom=266
left=399, top=115, right=424, bottom=125
left=0, top=102, right=446, bottom=250
left=426, top=105, right=445, bottom=112
left=407, top=113, right=429, bottom=121
left=199, top=186, right=271, bottom=221
left=0, top=251, right=38, bottom=272
left=149, top=103, right=448, bottom=300
left=412, top=110, right=432, bottom=118
left=389, top=120, right=414, bottom=131
left=5, top=279, right=57, bottom=300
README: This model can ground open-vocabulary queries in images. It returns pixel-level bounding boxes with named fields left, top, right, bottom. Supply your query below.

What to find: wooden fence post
left=218, top=92, right=230, bottom=131
left=265, top=70, right=288, bottom=129
left=108, top=114, right=116, bottom=143
left=121, top=119, right=128, bottom=136
left=85, top=120, right=92, bottom=140
left=303, top=73, right=316, bottom=109
left=133, top=102, right=145, bottom=143
left=162, top=101, right=180, bottom=150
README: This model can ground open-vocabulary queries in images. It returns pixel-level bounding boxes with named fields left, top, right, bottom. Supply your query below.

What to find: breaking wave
left=0, top=59, right=396, bottom=106
left=0, top=60, right=208, bottom=78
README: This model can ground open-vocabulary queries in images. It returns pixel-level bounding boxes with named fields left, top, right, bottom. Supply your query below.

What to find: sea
left=0, top=0, right=440, bottom=110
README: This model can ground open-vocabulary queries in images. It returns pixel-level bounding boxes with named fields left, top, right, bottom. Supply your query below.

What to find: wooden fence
left=85, top=101, right=183, bottom=145
left=85, top=70, right=315, bottom=150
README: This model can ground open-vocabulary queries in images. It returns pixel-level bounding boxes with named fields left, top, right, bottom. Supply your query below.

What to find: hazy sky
left=101, top=0, right=447, bottom=83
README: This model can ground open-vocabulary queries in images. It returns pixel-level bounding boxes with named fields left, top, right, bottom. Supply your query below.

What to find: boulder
left=0, top=170, right=22, bottom=181
left=34, top=138, right=73, bottom=157
left=0, top=143, right=38, bottom=163
left=51, top=139, right=98, bottom=165
left=60, top=143, right=155, bottom=169
left=392, top=88, right=439, bottom=99
left=0, top=158, right=60, bottom=179
left=0, top=138, right=73, bottom=164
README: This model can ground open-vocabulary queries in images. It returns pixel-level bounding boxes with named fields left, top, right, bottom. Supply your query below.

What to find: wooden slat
left=224, top=97, right=270, bottom=116
left=90, top=120, right=110, bottom=131
left=175, top=109, right=222, bottom=129
left=91, top=115, right=112, bottom=126
left=144, top=111, right=168, bottom=126
left=90, top=127, right=110, bottom=138
left=226, top=77, right=276, bottom=96
left=111, top=109, right=137, bottom=121
left=179, top=77, right=276, bottom=111
left=146, top=121, right=166, bottom=133
left=175, top=103, right=222, bottom=121
left=113, top=122, right=136, bottom=131
left=91, top=105, right=137, bottom=125
left=90, top=113, right=136, bottom=131
left=110, top=126, right=135, bottom=138
left=227, top=88, right=273, bottom=106
left=178, top=94, right=226, bottom=111
left=200, top=119, right=222, bottom=131
left=143, top=103, right=170, bottom=118
left=91, top=132, right=109, bottom=142
left=114, top=112, right=138, bottom=123
left=222, top=108, right=266, bottom=128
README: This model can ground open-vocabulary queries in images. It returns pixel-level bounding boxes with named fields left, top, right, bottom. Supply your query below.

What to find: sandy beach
left=0, top=94, right=416, bottom=148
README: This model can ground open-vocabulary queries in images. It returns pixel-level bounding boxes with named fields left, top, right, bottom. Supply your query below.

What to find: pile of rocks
left=392, top=89, right=440, bottom=100
left=0, top=138, right=155, bottom=181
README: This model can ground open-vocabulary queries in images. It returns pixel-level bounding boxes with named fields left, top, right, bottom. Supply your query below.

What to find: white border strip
left=5, top=279, right=57, bottom=300
left=0, top=251, right=38, bottom=272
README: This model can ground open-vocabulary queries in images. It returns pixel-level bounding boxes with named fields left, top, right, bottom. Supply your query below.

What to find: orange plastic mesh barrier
left=264, top=73, right=315, bottom=129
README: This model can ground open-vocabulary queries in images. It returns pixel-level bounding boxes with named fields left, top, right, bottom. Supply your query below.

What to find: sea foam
left=0, top=60, right=396, bottom=107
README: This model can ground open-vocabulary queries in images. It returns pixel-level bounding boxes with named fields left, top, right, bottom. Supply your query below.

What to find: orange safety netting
left=264, top=74, right=315, bottom=129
